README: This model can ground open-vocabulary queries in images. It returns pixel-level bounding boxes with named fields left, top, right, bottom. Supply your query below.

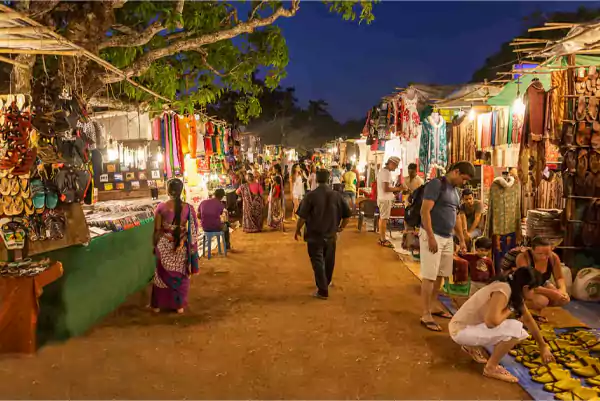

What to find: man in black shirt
left=295, top=169, right=351, bottom=299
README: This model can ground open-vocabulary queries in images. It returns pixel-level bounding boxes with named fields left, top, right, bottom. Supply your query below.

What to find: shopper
left=290, top=163, right=306, bottom=221
left=401, top=163, right=424, bottom=195
left=236, top=171, right=264, bottom=233
left=342, top=163, right=358, bottom=214
left=450, top=267, right=554, bottom=383
left=515, top=236, right=570, bottom=322
left=151, top=178, right=199, bottom=314
left=419, top=161, right=474, bottom=332
left=459, top=188, right=483, bottom=244
left=294, top=169, right=351, bottom=299
left=377, top=156, right=403, bottom=248
left=308, top=164, right=318, bottom=192
left=198, top=188, right=231, bottom=251
left=267, top=169, right=285, bottom=231
left=331, top=162, right=343, bottom=192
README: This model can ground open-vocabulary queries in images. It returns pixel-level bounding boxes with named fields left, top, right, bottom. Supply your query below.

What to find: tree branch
left=88, top=96, right=145, bottom=112
left=175, top=0, right=185, bottom=29
left=28, top=0, right=61, bottom=19
left=250, top=1, right=267, bottom=21
left=99, top=20, right=164, bottom=50
left=103, top=1, right=300, bottom=84
left=194, top=49, right=243, bottom=77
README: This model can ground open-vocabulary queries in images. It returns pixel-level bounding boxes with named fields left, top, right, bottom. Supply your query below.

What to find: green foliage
left=323, top=0, right=376, bottom=24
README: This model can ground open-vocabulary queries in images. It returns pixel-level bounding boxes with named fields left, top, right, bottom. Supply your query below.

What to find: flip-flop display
left=510, top=326, right=600, bottom=400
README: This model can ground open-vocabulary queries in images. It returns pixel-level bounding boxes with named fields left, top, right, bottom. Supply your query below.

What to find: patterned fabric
left=419, top=115, right=447, bottom=176
left=550, top=70, right=567, bottom=143
left=401, top=93, right=420, bottom=140
left=267, top=184, right=284, bottom=230
left=240, top=183, right=264, bottom=233
left=492, top=233, right=518, bottom=276
left=486, top=176, right=521, bottom=236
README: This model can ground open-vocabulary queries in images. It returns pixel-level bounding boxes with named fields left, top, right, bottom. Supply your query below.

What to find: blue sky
left=274, top=1, right=597, bottom=121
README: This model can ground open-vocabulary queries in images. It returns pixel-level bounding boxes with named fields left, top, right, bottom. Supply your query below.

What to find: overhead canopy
left=436, top=83, right=502, bottom=108
left=538, top=20, right=600, bottom=57
left=487, top=55, right=600, bottom=106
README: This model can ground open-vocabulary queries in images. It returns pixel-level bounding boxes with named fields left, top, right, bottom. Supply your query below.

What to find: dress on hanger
left=401, top=90, right=420, bottom=140
left=419, top=114, right=447, bottom=175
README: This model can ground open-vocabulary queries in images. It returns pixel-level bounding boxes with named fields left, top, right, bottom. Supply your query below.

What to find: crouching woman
left=449, top=267, right=554, bottom=383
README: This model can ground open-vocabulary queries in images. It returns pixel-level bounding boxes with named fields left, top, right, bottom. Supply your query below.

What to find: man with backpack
left=417, top=161, right=475, bottom=332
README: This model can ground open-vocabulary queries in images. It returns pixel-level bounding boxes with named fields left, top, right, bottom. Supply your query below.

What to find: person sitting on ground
left=198, top=188, right=231, bottom=250
left=419, top=161, right=474, bottom=332
left=400, top=163, right=424, bottom=195
left=514, top=236, right=570, bottom=322
left=459, top=237, right=494, bottom=296
left=450, top=267, right=554, bottom=383
left=459, top=188, right=483, bottom=245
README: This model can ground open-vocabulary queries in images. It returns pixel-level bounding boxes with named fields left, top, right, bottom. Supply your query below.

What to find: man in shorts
left=419, top=161, right=475, bottom=331
left=377, top=156, right=403, bottom=248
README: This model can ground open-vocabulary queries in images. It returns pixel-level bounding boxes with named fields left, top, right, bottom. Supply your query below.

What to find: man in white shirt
left=377, top=156, right=402, bottom=247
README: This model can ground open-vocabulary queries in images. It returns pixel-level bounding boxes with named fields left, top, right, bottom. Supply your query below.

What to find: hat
left=331, top=161, right=339, bottom=167
left=387, top=156, right=401, bottom=166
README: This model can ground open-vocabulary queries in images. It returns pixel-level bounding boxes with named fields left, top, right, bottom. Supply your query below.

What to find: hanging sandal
left=9, top=176, right=19, bottom=196
left=590, top=96, right=599, bottom=122
left=577, top=96, right=587, bottom=121
left=577, top=122, right=592, bottom=146
left=563, top=122, right=576, bottom=146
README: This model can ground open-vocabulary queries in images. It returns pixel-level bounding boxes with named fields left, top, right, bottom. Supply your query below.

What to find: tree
left=471, top=6, right=600, bottom=83
left=4, top=0, right=374, bottom=121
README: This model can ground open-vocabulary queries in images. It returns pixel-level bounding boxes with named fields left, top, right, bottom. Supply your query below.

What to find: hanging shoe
left=576, top=96, right=587, bottom=121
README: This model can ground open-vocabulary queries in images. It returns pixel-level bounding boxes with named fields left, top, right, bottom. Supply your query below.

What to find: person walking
left=377, top=156, right=403, bottom=248
left=308, top=164, right=318, bottom=192
left=294, top=169, right=351, bottom=299
left=330, top=162, right=343, bottom=192
left=151, top=178, right=199, bottom=314
left=342, top=163, right=358, bottom=215
left=419, top=161, right=475, bottom=331
left=290, top=163, right=306, bottom=221
left=236, top=171, right=264, bottom=233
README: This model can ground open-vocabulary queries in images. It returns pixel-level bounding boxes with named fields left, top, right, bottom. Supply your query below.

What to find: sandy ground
left=0, top=216, right=535, bottom=400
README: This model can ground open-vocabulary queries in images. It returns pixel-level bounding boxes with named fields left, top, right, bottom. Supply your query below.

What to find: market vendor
left=400, top=163, right=423, bottom=195
left=514, top=236, right=570, bottom=322
left=459, top=188, right=483, bottom=242
left=198, top=188, right=231, bottom=250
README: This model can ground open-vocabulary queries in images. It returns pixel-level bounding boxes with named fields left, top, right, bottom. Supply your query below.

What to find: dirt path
left=0, top=223, right=529, bottom=399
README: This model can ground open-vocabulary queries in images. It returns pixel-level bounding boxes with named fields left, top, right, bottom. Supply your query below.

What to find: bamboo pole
left=0, top=54, right=27, bottom=68
left=528, top=26, right=574, bottom=32
left=0, top=27, right=43, bottom=35
left=510, top=41, right=549, bottom=46
left=513, top=38, right=552, bottom=43
left=0, top=39, right=61, bottom=46
left=513, top=47, right=545, bottom=52
left=0, top=13, right=20, bottom=21
left=0, top=48, right=80, bottom=55
left=544, top=22, right=580, bottom=27
left=0, top=5, right=173, bottom=104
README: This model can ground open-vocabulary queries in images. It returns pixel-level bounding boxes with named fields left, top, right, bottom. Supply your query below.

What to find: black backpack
left=404, top=177, right=447, bottom=228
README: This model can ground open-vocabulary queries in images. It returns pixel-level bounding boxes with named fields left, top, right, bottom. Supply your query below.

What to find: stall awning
left=538, top=20, right=600, bottom=57
left=436, top=83, right=502, bottom=108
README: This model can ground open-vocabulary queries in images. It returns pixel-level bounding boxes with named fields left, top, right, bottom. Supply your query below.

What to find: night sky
left=275, top=1, right=597, bottom=122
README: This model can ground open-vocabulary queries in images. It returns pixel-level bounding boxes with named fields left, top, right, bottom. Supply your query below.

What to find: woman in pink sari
left=152, top=179, right=199, bottom=313
left=236, top=171, right=264, bottom=233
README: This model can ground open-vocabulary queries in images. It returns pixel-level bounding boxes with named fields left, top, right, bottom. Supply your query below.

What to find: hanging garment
left=523, top=80, right=547, bottom=189
left=152, top=117, right=161, bottom=141
left=497, top=107, right=509, bottom=146
left=189, top=116, right=198, bottom=158
left=405, top=128, right=421, bottom=168
left=401, top=91, right=420, bottom=140
left=550, top=70, right=567, bottom=143
left=419, top=114, right=447, bottom=175
left=178, top=116, right=190, bottom=155
left=476, top=114, right=484, bottom=150
left=196, top=119, right=206, bottom=156
left=479, top=112, right=492, bottom=150
left=508, top=105, right=524, bottom=145
left=491, top=111, right=498, bottom=148
left=537, top=171, right=563, bottom=210
left=206, top=121, right=214, bottom=136
left=486, top=176, right=521, bottom=237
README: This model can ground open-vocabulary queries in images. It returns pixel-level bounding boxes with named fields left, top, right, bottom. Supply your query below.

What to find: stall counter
left=36, top=222, right=155, bottom=345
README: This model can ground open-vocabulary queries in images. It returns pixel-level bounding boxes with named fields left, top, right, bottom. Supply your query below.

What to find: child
left=452, top=236, right=469, bottom=285
left=461, top=237, right=494, bottom=296
left=449, top=267, right=554, bottom=383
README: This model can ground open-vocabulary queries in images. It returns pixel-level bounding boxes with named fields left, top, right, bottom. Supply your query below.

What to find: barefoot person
left=515, top=236, right=570, bottom=322
left=420, top=161, right=474, bottom=331
left=294, top=169, right=351, bottom=299
left=450, top=267, right=554, bottom=383
left=151, top=178, right=199, bottom=314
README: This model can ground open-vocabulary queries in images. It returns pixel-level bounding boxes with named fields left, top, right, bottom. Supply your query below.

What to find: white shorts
left=451, top=319, right=529, bottom=347
left=378, top=200, right=393, bottom=219
left=419, top=232, right=454, bottom=281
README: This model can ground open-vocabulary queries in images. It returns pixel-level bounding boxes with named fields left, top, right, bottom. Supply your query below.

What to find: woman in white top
left=290, top=163, right=306, bottom=221
left=449, top=267, right=554, bottom=383
left=308, top=165, right=318, bottom=192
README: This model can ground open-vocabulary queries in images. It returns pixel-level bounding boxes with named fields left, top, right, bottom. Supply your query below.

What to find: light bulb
left=513, top=97, right=525, bottom=115
left=468, top=109, right=476, bottom=121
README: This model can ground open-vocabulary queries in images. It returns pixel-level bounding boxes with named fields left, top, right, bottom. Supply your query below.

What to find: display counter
left=36, top=222, right=155, bottom=345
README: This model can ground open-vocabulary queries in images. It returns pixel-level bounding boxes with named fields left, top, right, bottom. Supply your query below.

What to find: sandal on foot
left=432, top=310, right=452, bottom=319
left=483, top=366, right=518, bottom=383
left=379, top=239, right=394, bottom=248
left=461, top=346, right=487, bottom=364
left=420, top=319, right=442, bottom=332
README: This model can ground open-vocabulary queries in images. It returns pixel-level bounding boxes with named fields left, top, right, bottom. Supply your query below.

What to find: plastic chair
left=203, top=231, right=227, bottom=259
left=357, top=199, right=379, bottom=232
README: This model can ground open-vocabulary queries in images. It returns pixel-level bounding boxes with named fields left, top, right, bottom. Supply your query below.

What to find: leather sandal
left=577, top=122, right=592, bottom=146
left=565, top=150, right=578, bottom=173
left=585, top=172, right=596, bottom=197
left=589, top=96, right=599, bottom=122
left=9, top=176, right=19, bottom=196
left=577, top=96, right=587, bottom=121
left=563, top=122, right=576, bottom=146
left=577, top=66, right=587, bottom=82
left=543, top=378, right=582, bottom=393
left=577, top=149, right=589, bottom=178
